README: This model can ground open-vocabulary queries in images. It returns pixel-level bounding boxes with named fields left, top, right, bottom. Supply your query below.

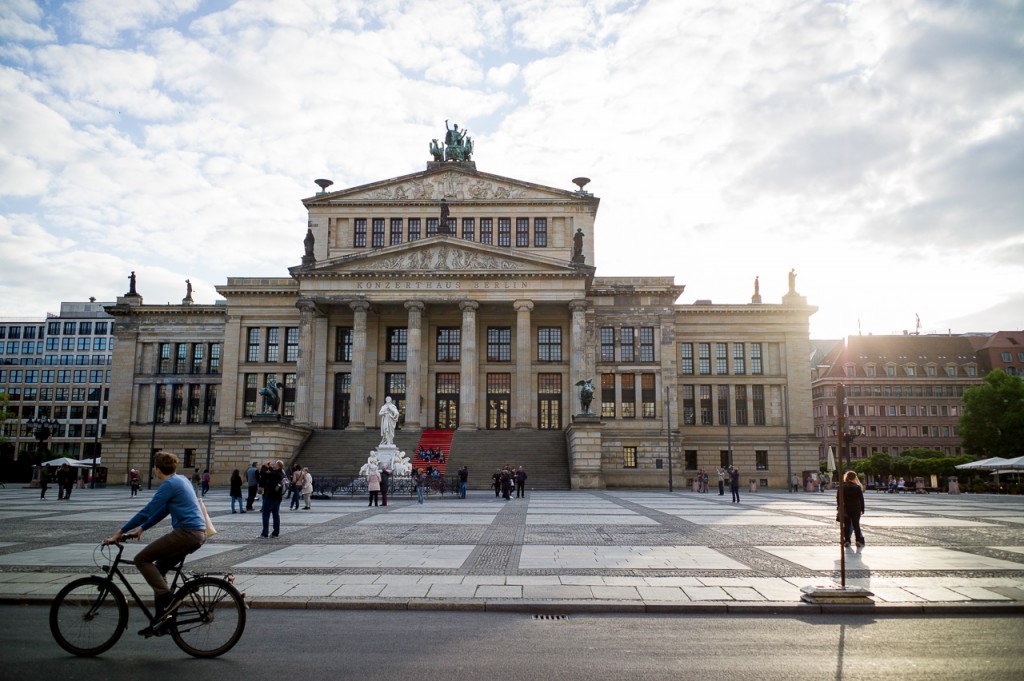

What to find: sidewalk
left=2, top=486, right=1023, bottom=613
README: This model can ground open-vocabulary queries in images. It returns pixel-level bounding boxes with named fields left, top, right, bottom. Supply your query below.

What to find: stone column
left=219, top=314, right=242, bottom=430
left=569, top=299, right=589, bottom=413
left=513, top=299, right=534, bottom=429
left=404, top=300, right=425, bottom=430
left=350, top=300, right=370, bottom=428
left=293, top=300, right=317, bottom=424
left=458, top=300, right=479, bottom=430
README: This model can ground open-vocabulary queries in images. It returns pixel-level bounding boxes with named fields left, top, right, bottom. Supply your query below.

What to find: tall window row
left=243, top=327, right=298, bottom=364
left=153, top=383, right=219, bottom=424
left=335, top=326, right=565, bottom=364
left=243, top=373, right=296, bottom=417
left=158, top=342, right=222, bottom=374
left=599, top=326, right=656, bottom=363
left=599, top=373, right=657, bottom=419
left=680, top=384, right=766, bottom=426
left=353, top=217, right=549, bottom=248
left=679, top=342, right=762, bottom=375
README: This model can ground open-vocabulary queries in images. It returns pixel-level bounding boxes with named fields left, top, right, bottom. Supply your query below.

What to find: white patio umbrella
left=826, top=446, right=837, bottom=474
left=955, top=457, right=1010, bottom=470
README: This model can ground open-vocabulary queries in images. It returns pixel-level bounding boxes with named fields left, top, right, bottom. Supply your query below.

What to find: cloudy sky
left=1, top=0, right=1022, bottom=339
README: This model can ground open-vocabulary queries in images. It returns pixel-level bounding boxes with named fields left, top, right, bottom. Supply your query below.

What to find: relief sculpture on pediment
left=363, top=246, right=525, bottom=272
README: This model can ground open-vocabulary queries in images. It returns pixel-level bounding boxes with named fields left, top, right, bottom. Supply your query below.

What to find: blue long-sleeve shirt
left=121, top=474, right=205, bottom=533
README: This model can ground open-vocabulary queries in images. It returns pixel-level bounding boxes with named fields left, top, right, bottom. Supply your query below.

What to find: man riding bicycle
left=105, top=450, right=206, bottom=628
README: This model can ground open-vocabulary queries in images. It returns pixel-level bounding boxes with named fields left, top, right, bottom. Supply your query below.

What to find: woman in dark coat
left=230, top=469, right=245, bottom=514
left=837, top=470, right=866, bottom=547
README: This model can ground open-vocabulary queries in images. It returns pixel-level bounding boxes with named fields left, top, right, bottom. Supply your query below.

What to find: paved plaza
left=1, top=485, right=1023, bottom=612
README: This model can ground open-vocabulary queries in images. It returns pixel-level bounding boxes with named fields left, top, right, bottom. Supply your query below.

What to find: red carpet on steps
left=413, top=429, right=454, bottom=474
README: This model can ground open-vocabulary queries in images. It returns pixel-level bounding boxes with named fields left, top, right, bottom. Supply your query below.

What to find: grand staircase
left=412, top=430, right=454, bottom=475
left=292, top=428, right=570, bottom=490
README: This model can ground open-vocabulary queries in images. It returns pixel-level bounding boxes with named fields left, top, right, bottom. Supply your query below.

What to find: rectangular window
left=479, top=218, right=493, bottom=244
left=700, top=385, right=713, bottom=425
left=534, top=218, right=547, bottom=247
left=371, top=218, right=385, bottom=247
left=538, top=373, right=561, bottom=430
left=95, top=322, right=108, bottom=335
left=753, top=385, right=766, bottom=425
left=756, top=450, right=768, bottom=470
left=89, top=369, right=103, bottom=383
left=699, top=343, right=711, bottom=375
left=243, top=373, right=258, bottom=416
left=73, top=369, right=87, bottom=382
left=621, top=374, right=636, bottom=418
left=283, top=373, right=297, bottom=417
left=246, top=328, right=260, bottom=362
left=718, top=385, right=729, bottom=424
left=205, top=384, right=218, bottom=423
left=408, top=218, right=421, bottom=241
left=445, top=217, right=456, bottom=235
left=209, top=343, right=221, bottom=374
left=24, top=369, right=38, bottom=383
left=170, top=384, right=185, bottom=424
left=751, top=343, right=763, bottom=375
left=77, top=337, right=90, bottom=350
left=78, top=322, right=91, bottom=335
left=62, top=337, right=74, bottom=350
left=42, top=369, right=54, bottom=383
left=732, top=343, right=746, bottom=374
left=621, top=327, right=635, bottom=362
left=436, top=327, right=461, bottom=362
left=486, top=327, right=511, bottom=362
left=622, top=446, right=637, bottom=468
left=390, top=218, right=403, bottom=245
left=335, top=327, right=353, bottom=362
left=354, top=218, right=367, bottom=247
left=387, top=327, right=408, bottom=362
left=48, top=322, right=60, bottom=335
left=734, top=385, right=748, bottom=425
left=601, top=374, right=616, bottom=418
left=682, top=385, right=695, bottom=425
left=46, top=338, right=59, bottom=351
left=681, top=343, right=694, bottom=374
left=158, top=342, right=171, bottom=373
left=266, top=327, right=280, bottom=362
left=187, top=384, right=203, bottom=424
left=639, top=327, right=655, bottom=362
left=93, top=337, right=106, bottom=351
left=284, top=327, right=299, bottom=362
left=641, top=373, right=656, bottom=418
left=498, top=218, right=511, bottom=246
left=685, top=450, right=698, bottom=470
left=537, top=327, right=562, bottom=362
left=716, top=343, right=728, bottom=374
left=462, top=217, right=475, bottom=240
left=426, top=218, right=439, bottom=237
left=600, top=327, right=615, bottom=361
left=63, top=322, right=75, bottom=335
left=515, top=218, right=529, bottom=247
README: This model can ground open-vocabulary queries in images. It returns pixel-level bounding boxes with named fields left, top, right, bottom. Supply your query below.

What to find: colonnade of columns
left=293, top=296, right=589, bottom=431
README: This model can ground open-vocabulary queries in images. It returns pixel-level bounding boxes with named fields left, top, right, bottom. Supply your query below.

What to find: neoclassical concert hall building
left=102, top=139, right=819, bottom=489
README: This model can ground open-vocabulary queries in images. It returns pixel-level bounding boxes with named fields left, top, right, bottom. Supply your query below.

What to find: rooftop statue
left=440, top=120, right=474, bottom=162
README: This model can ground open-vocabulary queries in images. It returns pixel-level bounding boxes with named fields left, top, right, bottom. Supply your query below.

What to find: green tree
left=960, top=370, right=1024, bottom=458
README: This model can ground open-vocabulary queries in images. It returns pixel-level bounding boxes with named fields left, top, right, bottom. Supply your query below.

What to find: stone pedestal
left=371, top=444, right=402, bottom=471
left=566, top=415, right=605, bottom=489
left=247, top=417, right=312, bottom=464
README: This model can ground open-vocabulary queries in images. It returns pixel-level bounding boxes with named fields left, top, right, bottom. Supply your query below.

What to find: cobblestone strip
left=458, top=496, right=527, bottom=575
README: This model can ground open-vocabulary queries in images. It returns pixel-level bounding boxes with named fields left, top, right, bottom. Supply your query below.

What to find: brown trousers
left=134, top=528, right=206, bottom=597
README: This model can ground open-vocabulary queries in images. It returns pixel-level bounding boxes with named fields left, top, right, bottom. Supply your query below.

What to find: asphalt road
left=5, top=606, right=1023, bottom=680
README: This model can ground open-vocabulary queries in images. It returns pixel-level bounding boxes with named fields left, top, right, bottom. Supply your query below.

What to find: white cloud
left=0, top=0, right=56, bottom=43
left=0, top=0, right=1020, bottom=341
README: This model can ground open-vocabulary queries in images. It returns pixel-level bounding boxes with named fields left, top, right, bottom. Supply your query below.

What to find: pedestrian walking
left=716, top=466, right=726, bottom=496
left=201, top=469, right=210, bottom=497
left=729, top=465, right=741, bottom=503
left=702, top=470, right=710, bottom=493
left=500, top=468, right=513, bottom=500
left=415, top=468, right=426, bottom=504
left=289, top=464, right=303, bottom=510
left=39, top=466, right=51, bottom=500
left=129, top=468, right=141, bottom=497
left=492, top=469, right=501, bottom=497
left=379, top=467, right=390, bottom=507
left=838, top=470, right=866, bottom=547
left=57, top=463, right=74, bottom=500
left=258, top=460, right=285, bottom=538
left=515, top=466, right=528, bottom=498
left=229, top=469, right=245, bottom=513
left=367, top=467, right=381, bottom=507
left=458, top=466, right=468, bottom=499
left=245, top=461, right=259, bottom=511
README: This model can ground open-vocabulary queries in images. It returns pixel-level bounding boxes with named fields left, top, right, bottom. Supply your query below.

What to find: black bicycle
left=49, top=540, right=246, bottom=658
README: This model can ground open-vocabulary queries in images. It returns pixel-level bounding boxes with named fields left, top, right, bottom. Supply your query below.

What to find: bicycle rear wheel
left=50, top=576, right=128, bottom=656
left=169, top=577, right=246, bottom=658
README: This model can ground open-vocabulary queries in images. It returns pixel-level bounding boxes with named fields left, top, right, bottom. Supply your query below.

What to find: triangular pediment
left=296, top=237, right=584, bottom=276
left=304, top=166, right=584, bottom=205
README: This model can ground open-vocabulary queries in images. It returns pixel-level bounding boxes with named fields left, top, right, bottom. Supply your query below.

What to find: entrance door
left=435, top=373, right=459, bottom=429
left=538, top=373, right=562, bottom=430
left=486, top=372, right=511, bottom=429
left=333, top=373, right=351, bottom=429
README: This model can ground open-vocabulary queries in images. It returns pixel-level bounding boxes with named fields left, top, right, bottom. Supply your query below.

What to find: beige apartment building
left=100, top=144, right=819, bottom=489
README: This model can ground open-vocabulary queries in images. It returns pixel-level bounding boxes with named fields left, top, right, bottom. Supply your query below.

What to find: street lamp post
left=665, top=385, right=673, bottom=492
left=27, top=418, right=60, bottom=461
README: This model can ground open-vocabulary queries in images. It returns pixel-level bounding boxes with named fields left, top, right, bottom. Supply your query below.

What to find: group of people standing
left=492, top=465, right=527, bottom=500
left=38, top=463, right=77, bottom=500
left=694, top=466, right=741, bottom=502
left=366, top=466, right=391, bottom=507
left=234, top=460, right=313, bottom=539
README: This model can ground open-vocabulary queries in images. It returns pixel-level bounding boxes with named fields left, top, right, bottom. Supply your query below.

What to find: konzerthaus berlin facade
left=102, top=142, right=819, bottom=489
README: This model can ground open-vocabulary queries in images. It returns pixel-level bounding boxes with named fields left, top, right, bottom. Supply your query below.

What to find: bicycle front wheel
left=170, top=577, right=246, bottom=658
left=50, top=576, right=128, bottom=656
